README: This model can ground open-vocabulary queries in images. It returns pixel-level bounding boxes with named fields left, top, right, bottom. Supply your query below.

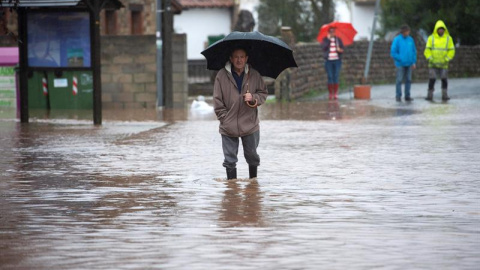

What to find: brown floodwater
left=1, top=84, right=479, bottom=269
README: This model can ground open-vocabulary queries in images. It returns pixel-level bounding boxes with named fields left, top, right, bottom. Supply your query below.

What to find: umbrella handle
left=244, top=89, right=258, bottom=108
left=244, top=72, right=257, bottom=108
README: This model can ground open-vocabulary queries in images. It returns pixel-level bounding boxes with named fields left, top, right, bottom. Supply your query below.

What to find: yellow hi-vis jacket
left=424, top=20, right=455, bottom=69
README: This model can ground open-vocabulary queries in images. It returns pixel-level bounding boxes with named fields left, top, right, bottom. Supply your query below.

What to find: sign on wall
left=27, top=11, right=91, bottom=68
left=0, top=67, right=16, bottom=108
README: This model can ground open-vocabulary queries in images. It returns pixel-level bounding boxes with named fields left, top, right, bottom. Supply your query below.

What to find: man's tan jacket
left=213, top=62, right=268, bottom=137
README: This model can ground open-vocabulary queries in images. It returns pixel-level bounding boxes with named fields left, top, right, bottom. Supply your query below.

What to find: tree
left=379, top=0, right=480, bottom=45
left=257, top=0, right=334, bottom=42
left=0, top=0, right=20, bottom=43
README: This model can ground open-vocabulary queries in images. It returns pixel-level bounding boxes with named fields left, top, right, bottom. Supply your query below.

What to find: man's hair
left=230, top=46, right=249, bottom=57
left=400, top=24, right=410, bottom=33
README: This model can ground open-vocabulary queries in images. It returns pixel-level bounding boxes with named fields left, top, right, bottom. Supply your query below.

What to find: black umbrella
left=201, top=31, right=297, bottom=79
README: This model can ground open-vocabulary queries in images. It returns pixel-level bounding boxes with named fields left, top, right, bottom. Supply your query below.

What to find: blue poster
left=27, top=11, right=91, bottom=68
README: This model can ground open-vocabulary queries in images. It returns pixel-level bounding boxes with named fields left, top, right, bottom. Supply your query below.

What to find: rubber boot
left=328, top=84, right=333, bottom=100
left=226, top=168, right=237, bottom=180
left=249, top=165, right=257, bottom=179
left=333, top=84, right=339, bottom=100
left=442, top=88, right=450, bottom=101
left=425, top=89, right=434, bottom=101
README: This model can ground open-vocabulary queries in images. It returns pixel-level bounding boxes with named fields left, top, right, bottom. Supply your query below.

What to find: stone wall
left=101, top=34, right=188, bottom=109
left=278, top=40, right=480, bottom=100
left=101, top=35, right=157, bottom=109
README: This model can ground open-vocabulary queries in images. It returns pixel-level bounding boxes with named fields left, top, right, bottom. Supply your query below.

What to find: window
left=129, top=4, right=143, bottom=35
left=105, top=10, right=117, bottom=35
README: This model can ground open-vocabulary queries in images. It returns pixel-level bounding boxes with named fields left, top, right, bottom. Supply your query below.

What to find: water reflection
left=327, top=100, right=342, bottom=120
left=2, top=98, right=424, bottom=124
left=219, top=180, right=263, bottom=227
left=258, top=100, right=418, bottom=121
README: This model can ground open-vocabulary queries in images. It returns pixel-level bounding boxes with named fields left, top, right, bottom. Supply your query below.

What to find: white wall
left=335, top=0, right=351, bottom=22
left=174, top=9, right=232, bottom=60
left=351, top=4, right=377, bottom=40
left=334, top=0, right=380, bottom=41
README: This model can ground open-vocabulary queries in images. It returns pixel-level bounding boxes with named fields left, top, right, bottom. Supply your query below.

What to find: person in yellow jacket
left=424, top=20, right=455, bottom=101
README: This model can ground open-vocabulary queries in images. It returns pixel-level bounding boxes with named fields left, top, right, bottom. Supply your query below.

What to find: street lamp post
left=156, top=0, right=163, bottom=108
left=363, top=0, right=380, bottom=83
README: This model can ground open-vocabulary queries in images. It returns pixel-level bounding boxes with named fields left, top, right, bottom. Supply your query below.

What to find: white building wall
left=174, top=9, right=232, bottom=60
left=334, top=0, right=379, bottom=41
left=351, top=4, right=376, bottom=40
left=335, top=0, right=351, bottom=22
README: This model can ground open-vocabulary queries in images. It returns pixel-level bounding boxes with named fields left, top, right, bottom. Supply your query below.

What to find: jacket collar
left=225, top=61, right=249, bottom=76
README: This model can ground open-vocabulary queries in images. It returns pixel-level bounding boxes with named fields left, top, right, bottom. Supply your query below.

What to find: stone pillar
left=280, top=26, right=296, bottom=49
left=172, top=34, right=188, bottom=109
left=275, top=26, right=296, bottom=101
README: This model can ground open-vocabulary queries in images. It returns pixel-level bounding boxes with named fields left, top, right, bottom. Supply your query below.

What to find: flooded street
left=1, top=78, right=479, bottom=269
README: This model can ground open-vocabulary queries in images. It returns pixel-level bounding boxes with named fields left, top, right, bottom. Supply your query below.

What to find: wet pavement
left=1, top=78, right=479, bottom=269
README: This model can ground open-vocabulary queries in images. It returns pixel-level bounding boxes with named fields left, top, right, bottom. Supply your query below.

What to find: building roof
left=178, top=0, right=234, bottom=8
left=171, top=0, right=183, bottom=14
left=0, top=0, right=123, bottom=9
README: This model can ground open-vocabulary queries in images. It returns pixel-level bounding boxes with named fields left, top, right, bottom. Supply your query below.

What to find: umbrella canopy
left=316, top=21, right=358, bottom=46
left=201, top=31, right=297, bottom=79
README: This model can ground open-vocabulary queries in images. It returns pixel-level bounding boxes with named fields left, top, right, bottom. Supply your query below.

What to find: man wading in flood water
left=213, top=47, right=268, bottom=180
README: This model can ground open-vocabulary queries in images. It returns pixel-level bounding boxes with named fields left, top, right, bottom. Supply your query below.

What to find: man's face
left=437, top=28, right=445, bottom=36
left=402, top=30, right=410, bottom=37
left=230, top=49, right=248, bottom=72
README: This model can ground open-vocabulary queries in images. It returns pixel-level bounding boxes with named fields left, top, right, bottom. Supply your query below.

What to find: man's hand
left=244, top=92, right=253, bottom=102
left=412, top=64, right=416, bottom=70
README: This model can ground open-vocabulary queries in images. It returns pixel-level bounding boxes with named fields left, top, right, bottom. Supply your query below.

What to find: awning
left=0, top=0, right=81, bottom=7
left=0, top=47, right=19, bottom=66
left=0, top=0, right=124, bottom=9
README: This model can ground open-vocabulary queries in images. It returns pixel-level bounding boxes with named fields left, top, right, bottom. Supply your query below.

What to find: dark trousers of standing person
left=396, top=66, right=413, bottom=101
left=426, top=68, right=450, bottom=101
left=325, top=59, right=342, bottom=100
left=222, top=130, right=260, bottom=180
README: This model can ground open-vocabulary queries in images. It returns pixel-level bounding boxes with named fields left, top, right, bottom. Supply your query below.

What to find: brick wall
left=278, top=40, right=480, bottom=100
left=101, top=34, right=188, bottom=109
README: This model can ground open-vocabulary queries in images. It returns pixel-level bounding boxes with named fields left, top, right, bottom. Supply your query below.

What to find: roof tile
left=179, top=0, right=234, bottom=8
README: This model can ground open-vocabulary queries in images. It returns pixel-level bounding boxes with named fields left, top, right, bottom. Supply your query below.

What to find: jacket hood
left=225, top=61, right=250, bottom=75
left=433, top=20, right=450, bottom=38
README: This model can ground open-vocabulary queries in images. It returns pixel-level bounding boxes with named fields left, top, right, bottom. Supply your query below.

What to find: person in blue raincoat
left=390, top=24, right=417, bottom=102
